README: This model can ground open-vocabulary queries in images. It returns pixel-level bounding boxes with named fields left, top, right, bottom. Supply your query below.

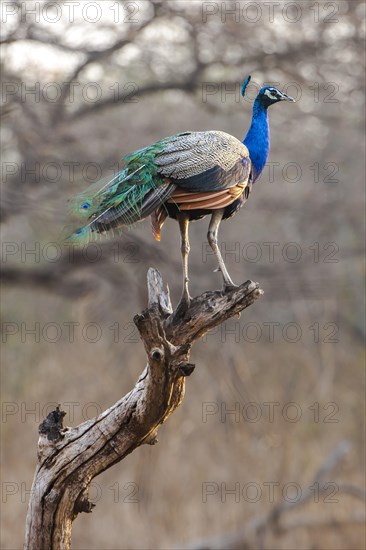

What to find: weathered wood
left=24, top=269, right=263, bottom=550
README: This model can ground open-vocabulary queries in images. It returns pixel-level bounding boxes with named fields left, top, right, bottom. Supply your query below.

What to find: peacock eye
left=81, top=203, right=90, bottom=210
left=75, top=229, right=83, bottom=234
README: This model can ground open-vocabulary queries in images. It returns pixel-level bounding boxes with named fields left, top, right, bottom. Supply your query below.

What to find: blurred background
left=1, top=1, right=365, bottom=548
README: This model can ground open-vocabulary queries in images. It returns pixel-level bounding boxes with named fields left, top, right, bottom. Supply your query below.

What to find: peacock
left=66, top=76, right=294, bottom=307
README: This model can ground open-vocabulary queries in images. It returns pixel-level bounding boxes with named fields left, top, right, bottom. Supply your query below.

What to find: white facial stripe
left=264, top=89, right=279, bottom=100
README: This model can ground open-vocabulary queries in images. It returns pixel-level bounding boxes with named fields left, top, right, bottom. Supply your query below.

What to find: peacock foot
left=222, top=282, right=238, bottom=292
left=176, top=292, right=191, bottom=315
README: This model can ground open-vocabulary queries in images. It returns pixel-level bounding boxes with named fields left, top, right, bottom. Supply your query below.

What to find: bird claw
left=223, top=282, right=238, bottom=292
left=175, top=295, right=191, bottom=317
left=176, top=288, right=191, bottom=311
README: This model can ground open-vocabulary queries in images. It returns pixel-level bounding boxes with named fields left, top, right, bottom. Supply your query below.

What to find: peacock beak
left=280, top=92, right=295, bottom=102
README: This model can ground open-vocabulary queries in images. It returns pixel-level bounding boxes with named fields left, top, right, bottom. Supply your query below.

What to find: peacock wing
left=154, top=131, right=251, bottom=191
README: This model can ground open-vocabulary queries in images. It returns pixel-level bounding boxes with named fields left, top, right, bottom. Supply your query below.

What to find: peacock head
left=257, top=86, right=295, bottom=107
left=241, top=75, right=295, bottom=107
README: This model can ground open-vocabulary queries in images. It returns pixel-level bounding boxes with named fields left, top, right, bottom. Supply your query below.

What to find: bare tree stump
left=24, top=268, right=263, bottom=550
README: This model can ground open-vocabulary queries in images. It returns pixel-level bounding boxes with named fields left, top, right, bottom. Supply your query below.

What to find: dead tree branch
left=24, top=269, right=263, bottom=549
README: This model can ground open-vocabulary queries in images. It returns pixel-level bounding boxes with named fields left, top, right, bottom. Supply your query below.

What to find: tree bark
left=24, top=268, right=263, bottom=550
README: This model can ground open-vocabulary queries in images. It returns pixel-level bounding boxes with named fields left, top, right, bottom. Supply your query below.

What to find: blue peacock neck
left=243, top=99, right=270, bottom=183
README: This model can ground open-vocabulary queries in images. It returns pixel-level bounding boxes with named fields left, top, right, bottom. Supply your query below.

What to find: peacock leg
left=207, top=209, right=236, bottom=289
left=177, top=212, right=191, bottom=307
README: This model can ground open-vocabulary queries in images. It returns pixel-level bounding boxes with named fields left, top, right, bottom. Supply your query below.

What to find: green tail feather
left=65, top=138, right=171, bottom=245
left=67, top=170, right=128, bottom=221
